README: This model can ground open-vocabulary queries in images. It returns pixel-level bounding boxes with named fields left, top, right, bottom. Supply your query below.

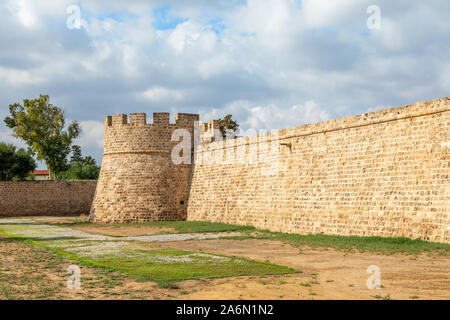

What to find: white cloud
left=244, top=101, right=330, bottom=130
left=75, top=120, right=104, bottom=150
left=167, top=21, right=217, bottom=55
left=0, top=0, right=449, bottom=164
left=200, top=99, right=330, bottom=133
left=0, top=66, right=45, bottom=86
left=72, top=120, right=104, bottom=162
left=141, top=86, right=184, bottom=103
left=301, top=0, right=364, bottom=29
left=7, top=0, right=39, bottom=28
left=198, top=54, right=239, bottom=79
left=168, top=21, right=202, bottom=54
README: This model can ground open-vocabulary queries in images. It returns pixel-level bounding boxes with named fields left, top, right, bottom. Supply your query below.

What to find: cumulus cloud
left=200, top=99, right=330, bottom=134
left=0, top=0, right=448, bottom=165
left=72, top=120, right=104, bottom=163
left=141, top=86, right=184, bottom=103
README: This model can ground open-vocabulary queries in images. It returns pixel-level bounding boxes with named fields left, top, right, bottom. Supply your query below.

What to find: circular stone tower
left=90, top=112, right=199, bottom=223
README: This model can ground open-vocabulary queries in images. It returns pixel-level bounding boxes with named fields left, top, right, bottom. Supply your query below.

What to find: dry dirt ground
left=154, top=239, right=450, bottom=300
left=0, top=219, right=449, bottom=300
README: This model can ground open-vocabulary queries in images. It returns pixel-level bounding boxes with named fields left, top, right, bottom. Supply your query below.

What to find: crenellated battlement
left=201, top=119, right=220, bottom=143
left=93, top=111, right=201, bottom=224
left=92, top=98, right=449, bottom=243
left=104, top=112, right=200, bottom=128
left=102, top=112, right=200, bottom=157
left=103, top=112, right=225, bottom=150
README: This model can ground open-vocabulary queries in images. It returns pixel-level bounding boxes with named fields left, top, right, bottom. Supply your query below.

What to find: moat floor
left=0, top=216, right=448, bottom=300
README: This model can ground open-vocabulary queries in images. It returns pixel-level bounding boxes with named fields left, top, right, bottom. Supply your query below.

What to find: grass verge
left=6, top=217, right=450, bottom=255
left=231, top=231, right=450, bottom=255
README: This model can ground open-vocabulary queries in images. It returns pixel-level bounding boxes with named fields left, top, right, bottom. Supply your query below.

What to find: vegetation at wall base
left=0, top=142, right=36, bottom=181
left=52, top=218, right=450, bottom=255
left=58, top=162, right=100, bottom=180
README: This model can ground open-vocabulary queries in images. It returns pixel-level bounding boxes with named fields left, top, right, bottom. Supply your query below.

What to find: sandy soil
left=154, top=239, right=450, bottom=300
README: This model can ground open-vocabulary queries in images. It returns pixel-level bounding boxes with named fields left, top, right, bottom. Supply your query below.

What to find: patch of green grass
left=300, top=282, right=311, bottom=287
left=31, top=219, right=450, bottom=255
left=409, top=296, right=419, bottom=299
left=1, top=229, right=298, bottom=288
left=237, top=231, right=450, bottom=255
left=372, top=293, right=391, bottom=300
left=94, top=249, right=297, bottom=286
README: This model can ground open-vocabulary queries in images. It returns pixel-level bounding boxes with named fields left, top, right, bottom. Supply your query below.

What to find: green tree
left=80, top=164, right=100, bottom=179
left=83, top=155, right=96, bottom=166
left=0, top=142, right=36, bottom=181
left=4, top=94, right=80, bottom=178
left=218, top=114, right=239, bottom=138
left=70, top=145, right=83, bottom=163
left=59, top=162, right=100, bottom=180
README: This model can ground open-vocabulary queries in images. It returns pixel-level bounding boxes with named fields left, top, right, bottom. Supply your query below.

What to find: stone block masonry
left=92, top=98, right=449, bottom=243
left=90, top=112, right=199, bottom=223
left=0, top=181, right=97, bottom=217
left=188, top=97, right=449, bottom=243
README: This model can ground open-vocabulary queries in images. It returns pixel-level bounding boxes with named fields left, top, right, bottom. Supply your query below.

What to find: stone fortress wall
left=92, top=97, right=449, bottom=242
left=0, top=181, right=96, bottom=217
left=90, top=112, right=198, bottom=223
left=188, top=97, right=449, bottom=243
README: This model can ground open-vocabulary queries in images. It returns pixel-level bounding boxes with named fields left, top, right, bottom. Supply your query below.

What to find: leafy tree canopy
left=0, top=142, right=36, bottom=181
left=218, top=114, right=239, bottom=138
left=4, top=95, right=80, bottom=177
left=70, top=145, right=83, bottom=164
left=58, top=162, right=100, bottom=180
left=83, top=155, right=96, bottom=166
left=61, top=146, right=99, bottom=180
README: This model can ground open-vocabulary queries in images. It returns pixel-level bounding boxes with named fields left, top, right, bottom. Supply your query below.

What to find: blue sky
left=152, top=5, right=187, bottom=30
left=0, top=0, right=449, bottom=167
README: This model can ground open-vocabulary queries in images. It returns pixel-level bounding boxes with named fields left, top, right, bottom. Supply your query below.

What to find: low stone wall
left=0, top=181, right=97, bottom=217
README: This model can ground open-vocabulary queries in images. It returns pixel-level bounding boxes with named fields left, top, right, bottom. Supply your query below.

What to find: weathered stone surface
left=188, top=97, right=449, bottom=243
left=90, top=112, right=199, bottom=223
left=92, top=98, right=449, bottom=243
left=0, top=181, right=96, bottom=217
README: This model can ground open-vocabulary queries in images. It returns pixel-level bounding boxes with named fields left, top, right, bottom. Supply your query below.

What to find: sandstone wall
left=0, top=181, right=97, bottom=217
left=90, top=112, right=199, bottom=223
left=187, top=97, right=449, bottom=243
